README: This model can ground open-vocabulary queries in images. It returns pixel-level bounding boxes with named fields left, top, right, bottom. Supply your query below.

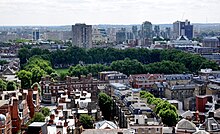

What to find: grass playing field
left=55, top=68, right=68, bottom=75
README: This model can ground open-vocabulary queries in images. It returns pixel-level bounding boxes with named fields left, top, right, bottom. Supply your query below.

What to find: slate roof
left=130, top=74, right=164, bottom=81
left=164, top=74, right=193, bottom=81
left=95, top=120, right=118, bottom=129
left=176, top=119, right=197, bottom=133
left=171, top=84, right=196, bottom=90
left=202, top=117, right=220, bottom=132
left=181, top=110, right=194, bottom=118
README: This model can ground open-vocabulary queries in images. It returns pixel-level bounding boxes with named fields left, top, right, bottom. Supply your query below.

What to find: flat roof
left=29, top=122, right=46, bottom=127
left=110, top=83, right=127, bottom=88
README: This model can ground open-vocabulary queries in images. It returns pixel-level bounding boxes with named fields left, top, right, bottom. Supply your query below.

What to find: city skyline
left=0, top=0, right=220, bottom=26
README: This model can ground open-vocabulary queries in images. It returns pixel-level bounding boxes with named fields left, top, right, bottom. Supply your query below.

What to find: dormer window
left=212, top=123, right=218, bottom=130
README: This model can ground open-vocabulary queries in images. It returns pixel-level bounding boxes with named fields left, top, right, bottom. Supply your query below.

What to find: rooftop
left=164, top=74, right=193, bottom=80
left=171, top=84, right=196, bottom=90
left=0, top=100, right=9, bottom=107
left=95, top=120, right=118, bottom=129
left=110, top=83, right=127, bottom=90
left=29, top=122, right=47, bottom=127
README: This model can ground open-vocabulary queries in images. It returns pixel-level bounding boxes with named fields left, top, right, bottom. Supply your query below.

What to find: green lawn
left=55, top=68, right=69, bottom=75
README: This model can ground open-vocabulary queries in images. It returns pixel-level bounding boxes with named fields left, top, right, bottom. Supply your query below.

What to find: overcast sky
left=0, top=0, right=219, bottom=26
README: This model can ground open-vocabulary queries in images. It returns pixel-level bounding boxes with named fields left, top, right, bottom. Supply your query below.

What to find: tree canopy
left=79, top=114, right=94, bottom=129
left=145, top=60, right=188, bottom=74
left=0, top=60, right=8, bottom=66
left=0, top=79, right=6, bottom=91
left=31, top=113, right=45, bottom=122
left=16, top=70, right=32, bottom=89
left=41, top=107, right=50, bottom=117
left=6, top=81, right=17, bottom=91
left=98, top=92, right=113, bottom=120
left=110, top=58, right=145, bottom=75
left=140, top=91, right=178, bottom=126
left=18, top=47, right=219, bottom=74
left=17, top=56, right=55, bottom=88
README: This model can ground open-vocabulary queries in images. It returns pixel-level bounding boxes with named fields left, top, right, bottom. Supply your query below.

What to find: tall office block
left=165, top=27, right=171, bottom=39
left=72, top=23, right=92, bottom=48
left=185, top=24, right=193, bottom=40
left=132, top=25, right=138, bottom=39
left=141, top=21, right=153, bottom=39
left=173, top=20, right=193, bottom=40
left=116, top=28, right=126, bottom=44
left=33, top=28, right=40, bottom=41
left=141, top=21, right=153, bottom=46
left=154, top=25, right=160, bottom=36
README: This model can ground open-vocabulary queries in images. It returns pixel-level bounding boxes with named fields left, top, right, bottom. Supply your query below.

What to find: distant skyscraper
left=72, top=23, right=92, bottom=48
left=107, top=28, right=116, bottom=43
left=154, top=25, right=160, bottom=36
left=173, top=20, right=193, bottom=40
left=126, top=32, right=134, bottom=40
left=141, top=21, right=153, bottom=39
left=33, top=28, right=40, bottom=40
left=141, top=21, right=153, bottom=46
left=116, top=28, right=126, bottom=44
left=165, top=27, right=171, bottom=39
left=132, top=25, right=138, bottom=39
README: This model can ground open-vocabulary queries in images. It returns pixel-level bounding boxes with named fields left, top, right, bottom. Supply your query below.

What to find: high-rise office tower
left=165, top=27, right=171, bottom=39
left=132, top=25, right=138, bottom=39
left=141, top=21, right=153, bottom=39
left=72, top=23, right=92, bottom=48
left=173, top=20, right=193, bottom=40
left=154, top=25, right=160, bottom=36
left=33, top=28, right=40, bottom=41
left=116, top=28, right=126, bottom=44
left=141, top=21, right=153, bottom=46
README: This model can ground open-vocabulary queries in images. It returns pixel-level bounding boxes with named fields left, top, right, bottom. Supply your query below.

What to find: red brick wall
left=196, top=96, right=208, bottom=113
left=27, top=89, right=35, bottom=118
left=10, top=99, right=21, bottom=134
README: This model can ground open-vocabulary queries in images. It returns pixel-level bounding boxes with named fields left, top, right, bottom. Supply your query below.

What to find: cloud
left=0, top=0, right=219, bottom=25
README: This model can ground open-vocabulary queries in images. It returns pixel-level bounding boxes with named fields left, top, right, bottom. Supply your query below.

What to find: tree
left=110, top=58, right=145, bottom=75
left=98, top=92, right=113, bottom=120
left=25, top=56, right=55, bottom=75
left=68, top=64, right=88, bottom=77
left=16, top=70, right=32, bottom=89
left=31, top=113, right=45, bottom=122
left=50, top=73, right=59, bottom=79
left=0, top=79, right=6, bottom=91
left=32, top=82, right=42, bottom=96
left=0, top=60, right=8, bottom=66
left=79, top=114, right=94, bottom=129
left=159, top=109, right=178, bottom=127
left=41, top=107, right=50, bottom=117
left=6, top=81, right=17, bottom=91
left=19, top=47, right=219, bottom=75
left=60, top=72, right=68, bottom=81
left=18, top=48, right=31, bottom=65
left=22, top=56, right=55, bottom=84
left=140, top=91, right=178, bottom=126
left=145, top=60, right=188, bottom=74
left=86, top=64, right=110, bottom=77
left=30, top=66, right=46, bottom=83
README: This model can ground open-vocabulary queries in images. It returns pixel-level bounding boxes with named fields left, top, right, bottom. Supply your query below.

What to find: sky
left=0, top=0, right=220, bottom=26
